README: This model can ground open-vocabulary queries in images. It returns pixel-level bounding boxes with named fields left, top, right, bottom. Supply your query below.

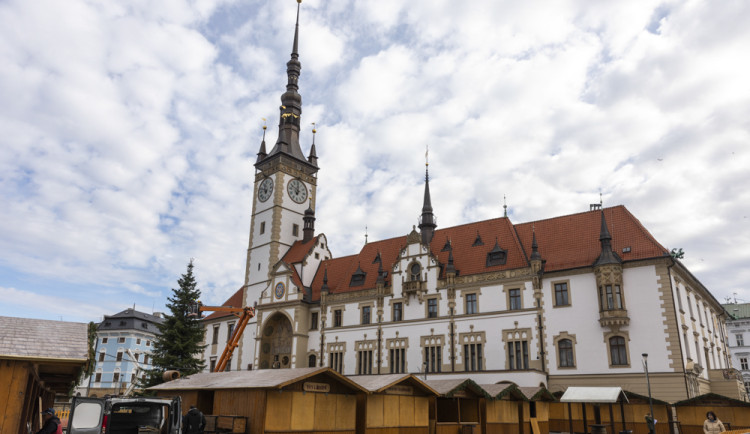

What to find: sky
left=1, top=0, right=749, bottom=324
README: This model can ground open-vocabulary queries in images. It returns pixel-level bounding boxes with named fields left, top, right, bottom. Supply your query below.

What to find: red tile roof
left=203, top=287, right=244, bottom=321
left=279, top=236, right=322, bottom=290
left=309, top=205, right=668, bottom=301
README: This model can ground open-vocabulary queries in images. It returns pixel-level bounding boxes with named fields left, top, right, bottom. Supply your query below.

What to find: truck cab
left=67, top=396, right=181, bottom=434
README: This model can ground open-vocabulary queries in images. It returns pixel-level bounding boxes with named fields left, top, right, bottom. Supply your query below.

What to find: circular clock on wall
left=258, top=178, right=274, bottom=202
left=287, top=178, right=307, bottom=203
left=274, top=282, right=285, bottom=299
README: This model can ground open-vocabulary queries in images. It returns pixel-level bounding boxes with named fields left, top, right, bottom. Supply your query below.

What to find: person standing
left=703, top=411, right=726, bottom=434
left=182, top=405, right=206, bottom=434
left=35, top=408, right=62, bottom=434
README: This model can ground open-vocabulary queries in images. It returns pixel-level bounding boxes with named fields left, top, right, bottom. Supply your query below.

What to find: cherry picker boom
left=188, top=301, right=255, bottom=372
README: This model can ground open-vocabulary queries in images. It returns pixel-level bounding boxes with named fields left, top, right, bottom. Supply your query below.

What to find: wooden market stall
left=426, top=378, right=493, bottom=434
left=673, top=393, right=750, bottom=434
left=518, top=386, right=556, bottom=434
left=149, top=367, right=368, bottom=434
left=0, top=316, right=89, bottom=434
left=349, top=373, right=438, bottom=434
left=556, top=387, right=630, bottom=434
left=479, top=383, right=529, bottom=434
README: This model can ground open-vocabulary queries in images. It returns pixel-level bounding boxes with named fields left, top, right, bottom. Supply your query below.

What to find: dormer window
left=350, top=265, right=366, bottom=287
left=410, top=263, right=421, bottom=281
left=486, top=239, right=508, bottom=267
left=472, top=232, right=484, bottom=246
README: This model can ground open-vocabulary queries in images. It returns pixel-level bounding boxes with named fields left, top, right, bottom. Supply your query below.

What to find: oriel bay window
left=599, top=284, right=624, bottom=311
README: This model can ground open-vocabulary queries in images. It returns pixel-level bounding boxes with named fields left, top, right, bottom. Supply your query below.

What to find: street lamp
left=642, top=353, right=655, bottom=434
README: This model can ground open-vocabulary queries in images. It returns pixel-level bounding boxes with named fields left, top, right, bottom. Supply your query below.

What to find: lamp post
left=642, top=353, right=654, bottom=434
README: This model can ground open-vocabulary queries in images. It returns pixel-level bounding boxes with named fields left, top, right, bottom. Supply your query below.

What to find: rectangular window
left=146, top=340, right=151, bottom=346
left=212, top=325, right=220, bottom=344
left=464, top=343, right=483, bottom=371
left=118, top=337, right=126, bottom=344
left=143, top=354, right=149, bottom=365
left=684, top=333, right=691, bottom=359
left=687, top=294, right=694, bottom=316
left=133, top=353, right=140, bottom=362
left=310, top=312, right=318, bottom=330
left=227, top=323, right=235, bottom=342
left=424, top=345, right=442, bottom=373
left=697, top=301, right=703, bottom=324
left=610, top=337, right=628, bottom=366
left=737, top=334, right=745, bottom=347
left=99, top=352, right=105, bottom=362
left=393, top=303, right=403, bottom=322
left=465, top=293, right=478, bottom=314
left=508, top=341, right=529, bottom=370
left=113, top=372, right=120, bottom=383
left=676, top=286, right=683, bottom=310
left=260, top=221, right=265, bottom=235
left=558, top=340, right=574, bottom=367
left=330, top=352, right=344, bottom=373
left=95, top=373, right=102, bottom=383
left=554, top=282, right=569, bottom=306
left=116, top=352, right=123, bottom=362
left=136, top=338, right=141, bottom=345
left=226, top=357, right=232, bottom=372
left=428, top=298, right=438, bottom=318
left=600, top=285, right=623, bottom=310
left=695, top=339, right=701, bottom=366
left=357, top=350, right=373, bottom=375
left=509, top=289, right=521, bottom=310
left=293, top=224, right=299, bottom=237
left=334, top=310, right=342, bottom=327
left=390, top=348, right=406, bottom=373
left=102, top=337, right=108, bottom=344
left=362, top=306, right=371, bottom=325
left=210, top=358, right=217, bottom=372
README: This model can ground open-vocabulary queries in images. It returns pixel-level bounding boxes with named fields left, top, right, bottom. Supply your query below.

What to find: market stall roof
left=672, top=393, right=750, bottom=407
left=148, top=367, right=366, bottom=393
left=425, top=378, right=492, bottom=399
left=560, top=387, right=628, bottom=403
left=348, top=373, right=438, bottom=395
left=519, top=386, right=557, bottom=402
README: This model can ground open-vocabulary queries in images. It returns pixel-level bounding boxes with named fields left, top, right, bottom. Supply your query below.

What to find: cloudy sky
left=1, top=0, right=749, bottom=323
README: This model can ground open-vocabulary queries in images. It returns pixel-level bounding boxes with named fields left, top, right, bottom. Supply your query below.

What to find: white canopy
left=559, top=387, right=629, bottom=403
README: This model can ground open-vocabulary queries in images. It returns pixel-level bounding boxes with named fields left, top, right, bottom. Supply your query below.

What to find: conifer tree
left=140, top=260, right=206, bottom=389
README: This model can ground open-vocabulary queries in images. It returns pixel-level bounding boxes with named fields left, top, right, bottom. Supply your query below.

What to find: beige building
left=200, top=3, right=743, bottom=403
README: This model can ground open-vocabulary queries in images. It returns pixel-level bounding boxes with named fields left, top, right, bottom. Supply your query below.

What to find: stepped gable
left=203, top=287, right=244, bottom=321
left=514, top=205, right=668, bottom=272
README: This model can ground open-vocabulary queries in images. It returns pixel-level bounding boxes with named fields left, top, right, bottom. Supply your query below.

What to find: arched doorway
left=259, top=313, right=293, bottom=369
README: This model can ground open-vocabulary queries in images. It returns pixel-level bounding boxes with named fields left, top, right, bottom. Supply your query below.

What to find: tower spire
left=419, top=146, right=436, bottom=245
left=256, top=119, right=268, bottom=163
left=256, top=0, right=313, bottom=170
left=594, top=210, right=621, bottom=266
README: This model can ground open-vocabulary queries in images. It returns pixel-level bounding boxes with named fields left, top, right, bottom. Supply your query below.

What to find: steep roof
left=0, top=316, right=88, bottom=361
left=203, top=287, right=244, bottom=321
left=722, top=302, right=750, bottom=319
left=309, top=205, right=668, bottom=301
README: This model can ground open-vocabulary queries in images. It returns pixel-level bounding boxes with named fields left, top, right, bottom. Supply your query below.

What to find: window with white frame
left=741, top=357, right=748, bottom=370
left=737, top=334, right=745, bottom=347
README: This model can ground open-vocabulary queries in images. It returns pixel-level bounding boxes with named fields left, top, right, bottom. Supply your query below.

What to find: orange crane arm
left=189, top=302, right=255, bottom=373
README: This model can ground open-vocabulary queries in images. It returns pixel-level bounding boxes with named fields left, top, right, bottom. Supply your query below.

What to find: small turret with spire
left=303, top=199, right=315, bottom=242
left=418, top=147, right=437, bottom=245
left=594, top=211, right=621, bottom=266
left=256, top=119, right=268, bottom=163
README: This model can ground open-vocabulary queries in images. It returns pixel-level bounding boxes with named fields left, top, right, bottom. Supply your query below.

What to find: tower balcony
left=599, top=309, right=630, bottom=328
left=403, top=280, right=426, bottom=296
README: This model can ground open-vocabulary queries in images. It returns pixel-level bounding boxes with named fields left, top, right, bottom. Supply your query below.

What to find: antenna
left=503, top=194, right=508, bottom=218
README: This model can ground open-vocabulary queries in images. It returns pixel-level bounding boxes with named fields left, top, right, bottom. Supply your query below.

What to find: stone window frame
left=212, top=325, right=220, bottom=344
left=553, top=331, right=578, bottom=369
left=604, top=331, right=631, bottom=368
left=328, top=304, right=346, bottom=328
left=420, top=334, right=446, bottom=373
left=292, top=223, right=299, bottom=237
left=389, top=298, right=405, bottom=322
left=459, top=331, right=486, bottom=372
left=408, top=261, right=423, bottom=282
left=94, top=371, right=102, bottom=383
left=227, top=322, right=236, bottom=342
left=425, top=294, right=442, bottom=319
left=461, top=289, right=481, bottom=315
left=326, top=341, right=346, bottom=373
left=674, top=277, right=684, bottom=313
left=386, top=337, right=408, bottom=374
left=502, top=283, right=526, bottom=311
left=359, top=301, right=375, bottom=325
left=355, top=339, right=377, bottom=375
left=552, top=279, right=572, bottom=308
left=307, top=351, right=318, bottom=368
left=209, top=357, right=217, bottom=372
left=503, top=328, right=532, bottom=370
left=260, top=221, right=266, bottom=235
left=98, top=351, right=106, bottom=362
left=598, top=283, right=626, bottom=311
left=310, top=311, right=319, bottom=330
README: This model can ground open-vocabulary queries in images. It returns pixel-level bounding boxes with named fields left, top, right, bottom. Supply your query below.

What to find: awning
left=559, top=387, right=629, bottom=404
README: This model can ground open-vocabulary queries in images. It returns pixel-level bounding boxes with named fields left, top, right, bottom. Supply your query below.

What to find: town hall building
left=200, top=4, right=743, bottom=403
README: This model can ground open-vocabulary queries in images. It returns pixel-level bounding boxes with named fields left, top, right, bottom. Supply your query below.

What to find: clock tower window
left=292, top=224, right=299, bottom=237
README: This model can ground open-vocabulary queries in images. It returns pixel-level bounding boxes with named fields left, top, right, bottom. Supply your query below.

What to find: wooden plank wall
left=0, top=360, right=33, bottom=434
left=365, top=395, right=429, bottom=430
left=676, top=405, right=750, bottom=434
left=265, top=390, right=356, bottom=433
left=549, top=402, right=671, bottom=434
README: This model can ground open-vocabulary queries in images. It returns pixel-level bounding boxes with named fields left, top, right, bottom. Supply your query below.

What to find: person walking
left=703, top=411, right=726, bottom=434
left=35, top=408, right=62, bottom=434
left=182, top=405, right=206, bottom=434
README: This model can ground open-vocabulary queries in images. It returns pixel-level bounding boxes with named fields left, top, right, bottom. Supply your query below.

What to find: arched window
left=308, top=354, right=317, bottom=368
left=609, top=336, right=628, bottom=365
left=558, top=339, right=574, bottom=367
left=410, top=263, right=421, bottom=281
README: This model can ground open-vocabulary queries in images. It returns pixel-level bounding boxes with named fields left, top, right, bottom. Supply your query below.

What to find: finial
left=599, top=190, right=603, bottom=206
left=425, top=144, right=429, bottom=167
left=365, top=225, right=368, bottom=244
left=311, top=122, right=316, bottom=143
left=262, top=117, right=267, bottom=131
left=503, top=194, right=508, bottom=218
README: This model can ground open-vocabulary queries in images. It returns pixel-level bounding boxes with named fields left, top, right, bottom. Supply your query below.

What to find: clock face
left=274, top=282, right=285, bottom=299
left=287, top=179, right=307, bottom=203
left=258, top=178, right=274, bottom=202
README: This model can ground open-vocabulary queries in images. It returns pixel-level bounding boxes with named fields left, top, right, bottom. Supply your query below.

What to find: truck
left=66, top=396, right=181, bottom=434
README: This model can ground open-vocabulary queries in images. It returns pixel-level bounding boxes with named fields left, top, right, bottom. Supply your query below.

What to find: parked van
left=66, top=396, right=181, bottom=434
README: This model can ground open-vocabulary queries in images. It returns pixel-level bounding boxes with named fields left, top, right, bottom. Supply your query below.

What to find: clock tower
left=243, top=1, right=319, bottom=303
